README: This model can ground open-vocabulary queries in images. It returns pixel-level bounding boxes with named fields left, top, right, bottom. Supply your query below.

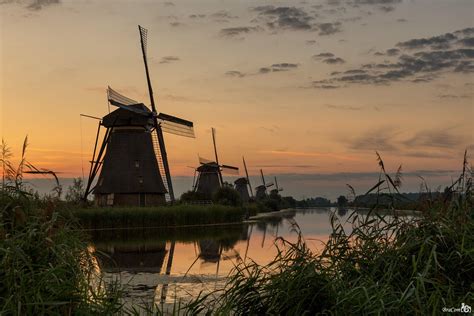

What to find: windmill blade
left=107, top=86, right=139, bottom=106
left=266, top=182, right=274, bottom=188
left=157, top=113, right=195, bottom=138
left=221, top=165, right=239, bottom=175
left=107, top=87, right=150, bottom=116
left=199, top=156, right=214, bottom=164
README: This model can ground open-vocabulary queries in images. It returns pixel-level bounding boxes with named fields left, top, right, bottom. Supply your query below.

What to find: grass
left=1, top=137, right=122, bottom=314
left=0, top=199, right=122, bottom=315
left=61, top=204, right=252, bottom=229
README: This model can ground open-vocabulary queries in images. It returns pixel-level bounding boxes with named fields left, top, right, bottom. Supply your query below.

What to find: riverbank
left=61, top=204, right=256, bottom=229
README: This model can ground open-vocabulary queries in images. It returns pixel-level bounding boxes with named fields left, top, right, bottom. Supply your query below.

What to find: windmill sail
left=221, top=164, right=239, bottom=175
left=157, top=113, right=195, bottom=138
left=199, top=156, right=214, bottom=164
left=107, top=86, right=138, bottom=106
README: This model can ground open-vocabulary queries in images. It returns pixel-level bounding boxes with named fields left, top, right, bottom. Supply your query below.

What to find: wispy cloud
left=159, top=56, right=180, bottom=64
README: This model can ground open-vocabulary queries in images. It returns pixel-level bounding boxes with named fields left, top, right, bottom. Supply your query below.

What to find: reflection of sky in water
left=93, top=207, right=352, bottom=310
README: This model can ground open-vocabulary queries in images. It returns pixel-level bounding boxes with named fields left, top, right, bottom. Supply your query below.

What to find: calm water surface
left=89, top=207, right=353, bottom=310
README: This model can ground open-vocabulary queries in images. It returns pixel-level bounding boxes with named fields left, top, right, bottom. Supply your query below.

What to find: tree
left=65, top=178, right=84, bottom=203
left=337, top=195, right=348, bottom=207
left=213, top=186, right=242, bottom=206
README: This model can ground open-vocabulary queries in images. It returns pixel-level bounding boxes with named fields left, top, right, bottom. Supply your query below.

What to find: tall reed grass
left=1, top=137, right=121, bottom=314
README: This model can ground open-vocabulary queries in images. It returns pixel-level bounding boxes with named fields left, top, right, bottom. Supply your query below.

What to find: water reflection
left=90, top=207, right=353, bottom=309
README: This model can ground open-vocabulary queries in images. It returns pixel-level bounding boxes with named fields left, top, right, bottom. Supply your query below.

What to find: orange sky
left=1, top=0, right=473, bottom=197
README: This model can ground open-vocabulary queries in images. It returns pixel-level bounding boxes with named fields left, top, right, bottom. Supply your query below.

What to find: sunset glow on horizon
left=1, top=0, right=473, bottom=198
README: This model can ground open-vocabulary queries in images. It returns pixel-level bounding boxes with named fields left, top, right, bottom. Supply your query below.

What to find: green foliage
left=63, top=204, right=247, bottom=229
left=213, top=186, right=242, bottom=207
left=179, top=190, right=208, bottom=202
left=65, top=177, right=85, bottom=204
left=0, top=188, right=121, bottom=314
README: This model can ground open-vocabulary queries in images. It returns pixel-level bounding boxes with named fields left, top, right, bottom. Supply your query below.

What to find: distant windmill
left=234, top=156, right=253, bottom=203
left=255, top=169, right=274, bottom=200
left=270, top=176, right=284, bottom=195
left=193, top=128, right=238, bottom=198
left=83, top=25, right=195, bottom=206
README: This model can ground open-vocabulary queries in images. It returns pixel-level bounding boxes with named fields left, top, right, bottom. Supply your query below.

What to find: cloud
left=313, top=52, right=335, bottom=59
left=396, top=18, right=407, bottom=22
left=252, top=5, right=315, bottom=31
left=313, top=52, right=345, bottom=64
left=355, top=0, right=402, bottom=4
left=349, top=128, right=399, bottom=151
left=189, top=14, right=206, bottom=19
left=323, top=57, right=345, bottom=64
left=210, top=10, right=238, bottom=20
left=325, top=104, right=362, bottom=111
left=403, top=129, right=465, bottom=149
left=259, top=63, right=299, bottom=74
left=438, top=94, right=471, bottom=99
left=163, top=1, right=174, bottom=6
left=397, top=32, right=458, bottom=50
left=310, top=28, right=474, bottom=88
left=27, top=0, right=59, bottom=10
left=386, top=48, right=400, bottom=56
left=159, top=56, right=180, bottom=64
left=219, top=26, right=262, bottom=38
left=306, top=40, right=318, bottom=45
left=317, top=22, right=342, bottom=35
left=458, top=37, right=474, bottom=47
left=379, top=6, right=395, bottom=12
left=1, top=0, right=60, bottom=10
left=169, top=22, right=183, bottom=27
left=225, top=70, right=246, bottom=78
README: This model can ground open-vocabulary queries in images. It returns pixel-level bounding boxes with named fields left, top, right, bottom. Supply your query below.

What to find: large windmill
left=193, top=128, right=238, bottom=198
left=83, top=26, right=195, bottom=206
left=234, top=156, right=253, bottom=203
left=255, top=169, right=274, bottom=200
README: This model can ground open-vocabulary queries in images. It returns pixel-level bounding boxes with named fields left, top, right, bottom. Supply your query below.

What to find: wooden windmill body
left=234, top=156, right=253, bottom=203
left=255, top=169, right=274, bottom=200
left=193, top=128, right=238, bottom=199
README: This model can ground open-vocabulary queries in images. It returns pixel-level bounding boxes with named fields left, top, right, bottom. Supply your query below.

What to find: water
left=88, top=207, right=353, bottom=310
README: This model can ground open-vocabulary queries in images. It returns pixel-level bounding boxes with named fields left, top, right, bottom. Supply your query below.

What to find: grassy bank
left=61, top=204, right=253, bottom=229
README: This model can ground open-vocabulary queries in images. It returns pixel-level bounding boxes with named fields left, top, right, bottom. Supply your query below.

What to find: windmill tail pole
left=260, top=169, right=265, bottom=186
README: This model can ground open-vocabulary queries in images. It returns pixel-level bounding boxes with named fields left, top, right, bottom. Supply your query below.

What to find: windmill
left=234, top=156, right=253, bottom=203
left=193, top=128, right=238, bottom=198
left=255, top=169, right=274, bottom=200
left=83, top=26, right=195, bottom=206
left=270, top=176, right=284, bottom=195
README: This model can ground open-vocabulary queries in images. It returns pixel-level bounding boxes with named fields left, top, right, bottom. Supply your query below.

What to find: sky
left=1, top=0, right=473, bottom=199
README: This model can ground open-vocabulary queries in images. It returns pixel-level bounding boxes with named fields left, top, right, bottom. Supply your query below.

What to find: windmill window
left=135, top=160, right=140, bottom=168
left=98, top=178, right=103, bottom=186
left=138, top=176, right=144, bottom=184
left=106, top=193, right=114, bottom=206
